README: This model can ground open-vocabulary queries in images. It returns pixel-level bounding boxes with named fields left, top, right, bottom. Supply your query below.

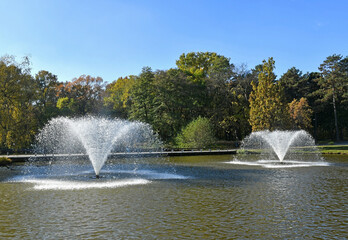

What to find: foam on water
left=8, top=167, right=190, bottom=191
left=23, top=179, right=150, bottom=190
left=227, top=160, right=330, bottom=168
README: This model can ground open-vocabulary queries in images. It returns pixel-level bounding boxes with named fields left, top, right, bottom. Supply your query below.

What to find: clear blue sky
left=0, top=0, right=347, bottom=83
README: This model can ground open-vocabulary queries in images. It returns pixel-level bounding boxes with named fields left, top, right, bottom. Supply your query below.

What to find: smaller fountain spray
left=229, top=130, right=326, bottom=168
left=249, top=130, right=309, bottom=162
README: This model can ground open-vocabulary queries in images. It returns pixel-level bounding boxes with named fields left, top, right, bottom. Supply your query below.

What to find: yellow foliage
left=249, top=58, right=288, bottom=131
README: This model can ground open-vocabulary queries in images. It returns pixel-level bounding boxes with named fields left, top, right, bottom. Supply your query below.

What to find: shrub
left=0, top=157, right=12, bottom=166
left=175, top=117, right=215, bottom=149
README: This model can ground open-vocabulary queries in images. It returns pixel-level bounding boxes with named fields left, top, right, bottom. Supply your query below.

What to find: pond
left=0, top=154, right=347, bottom=239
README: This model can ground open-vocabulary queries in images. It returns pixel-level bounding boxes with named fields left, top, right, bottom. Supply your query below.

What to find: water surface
left=0, top=155, right=347, bottom=239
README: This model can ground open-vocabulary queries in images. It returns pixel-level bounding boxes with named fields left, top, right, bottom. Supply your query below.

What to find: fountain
left=10, top=116, right=187, bottom=190
left=33, top=116, right=162, bottom=178
left=229, top=130, right=328, bottom=168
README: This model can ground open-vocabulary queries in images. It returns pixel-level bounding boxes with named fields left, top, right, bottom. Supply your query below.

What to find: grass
left=236, top=145, right=348, bottom=155
left=317, top=145, right=348, bottom=154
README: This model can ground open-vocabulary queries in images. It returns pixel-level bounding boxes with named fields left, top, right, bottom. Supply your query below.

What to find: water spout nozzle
left=96, top=174, right=100, bottom=179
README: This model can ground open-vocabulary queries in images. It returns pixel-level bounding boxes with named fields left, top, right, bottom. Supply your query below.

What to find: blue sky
left=0, top=0, right=347, bottom=83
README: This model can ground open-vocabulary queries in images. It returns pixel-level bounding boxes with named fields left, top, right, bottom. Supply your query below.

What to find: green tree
left=176, top=52, right=232, bottom=113
left=150, top=68, right=201, bottom=141
left=175, top=117, right=215, bottom=149
left=0, top=56, right=37, bottom=151
left=129, top=67, right=156, bottom=123
left=249, top=57, right=288, bottom=131
left=204, top=55, right=235, bottom=139
left=176, top=52, right=238, bottom=140
left=279, top=67, right=308, bottom=102
left=34, top=70, right=60, bottom=126
left=176, top=52, right=231, bottom=83
left=315, top=54, right=348, bottom=141
left=56, top=97, right=75, bottom=116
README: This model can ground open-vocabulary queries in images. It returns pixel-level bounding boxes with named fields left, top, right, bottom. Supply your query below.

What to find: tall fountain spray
left=34, top=117, right=161, bottom=177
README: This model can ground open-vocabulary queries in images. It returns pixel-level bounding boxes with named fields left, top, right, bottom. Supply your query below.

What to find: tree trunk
left=314, top=112, right=317, bottom=142
left=332, top=89, right=340, bottom=141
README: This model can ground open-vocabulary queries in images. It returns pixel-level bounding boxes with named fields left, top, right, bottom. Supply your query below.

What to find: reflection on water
left=0, top=154, right=347, bottom=239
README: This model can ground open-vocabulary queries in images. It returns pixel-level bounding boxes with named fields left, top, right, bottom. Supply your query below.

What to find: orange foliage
left=288, top=98, right=313, bottom=130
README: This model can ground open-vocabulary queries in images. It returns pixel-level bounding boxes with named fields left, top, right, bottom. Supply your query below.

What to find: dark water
left=0, top=155, right=347, bottom=239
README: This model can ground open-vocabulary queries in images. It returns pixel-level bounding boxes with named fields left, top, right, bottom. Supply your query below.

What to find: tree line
left=0, top=52, right=347, bottom=152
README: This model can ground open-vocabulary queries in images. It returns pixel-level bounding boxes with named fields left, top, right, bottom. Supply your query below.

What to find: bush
left=0, top=157, right=12, bottom=166
left=175, top=117, right=215, bottom=149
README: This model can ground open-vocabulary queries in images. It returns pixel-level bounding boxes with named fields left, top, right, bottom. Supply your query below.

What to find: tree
left=176, top=52, right=227, bottom=117
left=150, top=69, right=195, bottom=141
left=104, top=76, right=136, bottom=118
left=176, top=52, right=239, bottom=139
left=249, top=57, right=288, bottom=131
left=56, top=75, right=105, bottom=116
left=34, top=70, right=60, bottom=126
left=288, top=98, right=313, bottom=131
left=223, top=64, right=258, bottom=140
left=204, top=55, right=235, bottom=139
left=176, top=52, right=231, bottom=83
left=0, top=56, right=37, bottom=151
left=279, top=67, right=307, bottom=102
left=315, top=54, right=348, bottom=141
left=175, top=117, right=215, bottom=149
left=129, top=67, right=156, bottom=123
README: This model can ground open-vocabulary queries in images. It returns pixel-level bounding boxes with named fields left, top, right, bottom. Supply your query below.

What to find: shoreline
left=0, top=149, right=238, bottom=163
left=1, top=145, right=347, bottom=165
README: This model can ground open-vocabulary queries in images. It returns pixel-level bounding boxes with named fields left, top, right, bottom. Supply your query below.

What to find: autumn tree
left=104, top=76, right=136, bottom=118
left=57, top=75, right=105, bottom=116
left=249, top=57, right=288, bottom=131
left=288, top=98, right=313, bottom=131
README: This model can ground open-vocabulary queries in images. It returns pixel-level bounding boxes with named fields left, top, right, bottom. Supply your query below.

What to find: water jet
left=33, top=116, right=162, bottom=177
left=230, top=130, right=326, bottom=168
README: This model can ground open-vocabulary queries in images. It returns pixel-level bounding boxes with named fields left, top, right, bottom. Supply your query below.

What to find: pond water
left=0, top=154, right=347, bottom=239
